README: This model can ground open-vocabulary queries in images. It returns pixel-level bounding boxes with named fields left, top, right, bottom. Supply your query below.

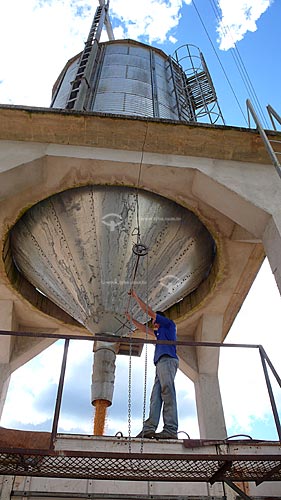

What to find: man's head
left=155, top=310, right=166, bottom=317
left=153, top=311, right=165, bottom=329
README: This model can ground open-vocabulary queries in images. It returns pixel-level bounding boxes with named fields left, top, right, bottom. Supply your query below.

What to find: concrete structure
left=0, top=104, right=281, bottom=498
left=0, top=3, right=280, bottom=497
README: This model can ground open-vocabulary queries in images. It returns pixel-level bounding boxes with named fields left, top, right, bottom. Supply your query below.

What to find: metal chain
left=127, top=300, right=133, bottom=453
left=140, top=252, right=149, bottom=453
left=126, top=125, right=148, bottom=451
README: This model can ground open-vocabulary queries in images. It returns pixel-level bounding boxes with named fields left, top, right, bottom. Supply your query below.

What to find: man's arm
left=130, top=290, right=156, bottom=320
left=126, top=313, right=154, bottom=336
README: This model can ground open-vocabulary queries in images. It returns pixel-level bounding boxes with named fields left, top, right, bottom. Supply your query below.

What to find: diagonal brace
left=224, top=479, right=252, bottom=500
left=256, top=461, right=281, bottom=486
left=209, top=460, right=232, bottom=485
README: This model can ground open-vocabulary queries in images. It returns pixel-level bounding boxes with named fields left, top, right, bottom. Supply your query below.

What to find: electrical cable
left=134, top=120, right=149, bottom=244
left=106, top=120, right=150, bottom=440
left=210, top=0, right=269, bottom=127
left=113, top=120, right=150, bottom=334
left=192, top=0, right=248, bottom=126
left=208, top=0, right=270, bottom=129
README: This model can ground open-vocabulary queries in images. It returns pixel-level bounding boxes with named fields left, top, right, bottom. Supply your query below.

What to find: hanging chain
left=140, top=252, right=149, bottom=453
left=127, top=121, right=149, bottom=448
left=127, top=299, right=133, bottom=453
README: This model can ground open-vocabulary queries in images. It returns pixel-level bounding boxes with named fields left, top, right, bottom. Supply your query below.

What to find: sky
left=0, top=0, right=281, bottom=440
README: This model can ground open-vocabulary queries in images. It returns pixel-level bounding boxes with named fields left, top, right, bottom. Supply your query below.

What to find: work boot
left=154, top=431, right=178, bottom=440
left=135, top=430, right=155, bottom=439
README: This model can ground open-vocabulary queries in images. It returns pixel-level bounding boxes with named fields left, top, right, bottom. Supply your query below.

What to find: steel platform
left=0, top=437, right=280, bottom=485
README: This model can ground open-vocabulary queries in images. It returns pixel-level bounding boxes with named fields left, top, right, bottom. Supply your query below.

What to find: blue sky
left=0, top=0, right=280, bottom=128
left=0, top=0, right=280, bottom=440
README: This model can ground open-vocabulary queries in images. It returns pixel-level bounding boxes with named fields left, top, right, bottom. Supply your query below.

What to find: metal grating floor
left=0, top=448, right=280, bottom=483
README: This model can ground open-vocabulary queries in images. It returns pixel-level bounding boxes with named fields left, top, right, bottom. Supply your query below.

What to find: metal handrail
left=246, top=98, right=281, bottom=179
left=0, top=329, right=280, bottom=444
left=267, top=104, right=281, bottom=131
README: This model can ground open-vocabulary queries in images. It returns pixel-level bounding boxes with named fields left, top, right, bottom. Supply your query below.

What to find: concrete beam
left=0, top=105, right=279, bottom=164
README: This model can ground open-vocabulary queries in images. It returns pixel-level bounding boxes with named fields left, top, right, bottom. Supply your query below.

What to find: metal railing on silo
left=170, top=44, right=225, bottom=125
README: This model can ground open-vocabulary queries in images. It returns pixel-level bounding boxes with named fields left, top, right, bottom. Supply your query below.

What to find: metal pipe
left=267, top=104, right=281, bottom=131
left=91, top=342, right=117, bottom=406
left=259, top=346, right=281, bottom=441
left=246, top=98, right=281, bottom=177
left=98, top=0, right=115, bottom=40
left=0, top=329, right=262, bottom=349
left=259, top=345, right=281, bottom=388
left=50, top=339, right=69, bottom=448
left=223, top=480, right=252, bottom=500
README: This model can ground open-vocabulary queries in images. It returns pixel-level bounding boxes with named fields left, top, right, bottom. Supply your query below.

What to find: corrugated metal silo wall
left=52, top=40, right=180, bottom=120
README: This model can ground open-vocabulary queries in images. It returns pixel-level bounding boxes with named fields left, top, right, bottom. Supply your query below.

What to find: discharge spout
left=91, top=341, right=117, bottom=435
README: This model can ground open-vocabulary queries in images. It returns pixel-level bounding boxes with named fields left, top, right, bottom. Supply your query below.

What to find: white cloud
left=168, top=35, right=178, bottom=44
left=216, top=0, right=272, bottom=50
left=1, top=341, right=63, bottom=426
left=0, top=0, right=190, bottom=107
left=219, top=259, right=281, bottom=439
left=110, top=0, right=191, bottom=44
left=0, top=0, right=96, bottom=106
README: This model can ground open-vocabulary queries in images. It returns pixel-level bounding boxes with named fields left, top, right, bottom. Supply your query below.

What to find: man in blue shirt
left=126, top=290, right=179, bottom=439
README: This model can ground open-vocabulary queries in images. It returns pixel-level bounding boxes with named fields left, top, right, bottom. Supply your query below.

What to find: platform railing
left=0, top=328, right=280, bottom=447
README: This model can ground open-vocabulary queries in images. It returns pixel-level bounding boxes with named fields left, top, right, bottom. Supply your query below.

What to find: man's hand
left=128, top=289, right=137, bottom=299
left=125, top=310, right=155, bottom=336
left=128, top=289, right=156, bottom=321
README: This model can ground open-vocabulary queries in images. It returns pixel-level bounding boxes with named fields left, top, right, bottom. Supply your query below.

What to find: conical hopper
left=10, top=185, right=215, bottom=332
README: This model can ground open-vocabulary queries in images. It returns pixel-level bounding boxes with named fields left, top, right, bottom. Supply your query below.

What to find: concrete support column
left=0, top=300, right=17, bottom=419
left=194, top=314, right=227, bottom=439
left=0, top=475, right=14, bottom=500
left=0, top=365, right=11, bottom=420
left=263, top=213, right=281, bottom=295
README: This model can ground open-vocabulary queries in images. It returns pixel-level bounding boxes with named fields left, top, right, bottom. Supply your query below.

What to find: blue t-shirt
left=153, top=313, right=178, bottom=365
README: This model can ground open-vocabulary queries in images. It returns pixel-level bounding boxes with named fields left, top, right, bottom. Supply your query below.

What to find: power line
left=208, top=0, right=270, bottom=129
left=191, top=0, right=248, bottom=126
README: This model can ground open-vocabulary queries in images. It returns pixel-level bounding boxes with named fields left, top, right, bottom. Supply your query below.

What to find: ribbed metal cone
left=10, top=186, right=215, bottom=334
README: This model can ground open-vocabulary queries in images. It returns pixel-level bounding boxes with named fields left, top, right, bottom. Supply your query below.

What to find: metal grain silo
left=51, top=7, right=224, bottom=124
left=53, top=40, right=180, bottom=120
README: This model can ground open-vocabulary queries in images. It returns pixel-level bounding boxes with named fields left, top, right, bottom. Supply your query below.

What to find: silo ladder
left=66, top=4, right=105, bottom=110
